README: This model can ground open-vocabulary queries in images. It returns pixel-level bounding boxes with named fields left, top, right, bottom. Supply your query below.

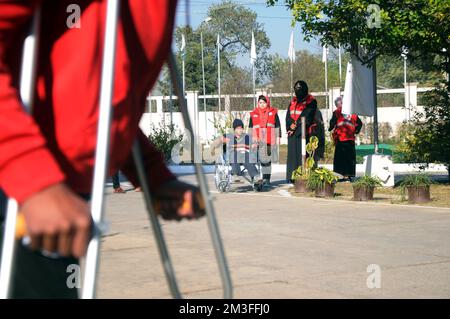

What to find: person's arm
left=120, top=130, right=175, bottom=190
left=300, top=99, right=317, bottom=127
left=355, top=116, right=363, bottom=134
left=275, top=113, right=282, bottom=138
left=329, top=111, right=337, bottom=132
left=0, top=2, right=66, bottom=203
left=0, top=3, right=91, bottom=258
left=210, top=134, right=225, bottom=149
left=248, top=116, right=253, bottom=128
left=286, top=105, right=295, bottom=134
left=120, top=130, right=205, bottom=220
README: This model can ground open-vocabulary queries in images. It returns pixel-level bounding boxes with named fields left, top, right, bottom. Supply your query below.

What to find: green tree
left=206, top=1, right=272, bottom=81
left=271, top=49, right=341, bottom=93
left=158, top=1, right=272, bottom=100
left=396, top=88, right=450, bottom=181
left=267, top=0, right=449, bottom=73
left=221, top=67, right=253, bottom=111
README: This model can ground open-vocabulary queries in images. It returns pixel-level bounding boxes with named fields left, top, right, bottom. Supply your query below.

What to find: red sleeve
left=120, top=129, right=176, bottom=191
left=0, top=1, right=65, bottom=204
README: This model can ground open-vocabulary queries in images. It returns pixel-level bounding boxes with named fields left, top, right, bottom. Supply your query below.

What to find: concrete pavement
left=97, top=172, right=450, bottom=298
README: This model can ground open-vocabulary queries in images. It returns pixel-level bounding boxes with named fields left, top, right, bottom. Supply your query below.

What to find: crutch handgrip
left=15, top=213, right=27, bottom=240
left=151, top=191, right=205, bottom=217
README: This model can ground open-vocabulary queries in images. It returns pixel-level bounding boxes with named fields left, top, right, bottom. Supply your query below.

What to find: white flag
left=180, top=34, right=186, bottom=58
left=288, top=31, right=295, bottom=63
left=322, top=45, right=328, bottom=63
left=250, top=31, right=257, bottom=65
left=342, top=55, right=375, bottom=116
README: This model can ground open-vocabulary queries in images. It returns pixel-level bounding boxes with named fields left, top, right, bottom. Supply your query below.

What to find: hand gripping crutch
left=0, top=5, right=42, bottom=299
left=129, top=53, right=233, bottom=299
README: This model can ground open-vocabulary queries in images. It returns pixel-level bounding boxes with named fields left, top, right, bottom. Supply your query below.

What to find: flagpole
left=290, top=62, right=293, bottom=97
left=182, top=59, right=185, bottom=94
left=217, top=35, right=221, bottom=113
left=169, top=76, right=173, bottom=127
left=200, top=31, right=207, bottom=140
left=324, top=46, right=329, bottom=125
left=338, top=44, right=342, bottom=85
left=253, top=65, right=256, bottom=107
left=372, top=58, right=379, bottom=154
left=181, top=34, right=186, bottom=95
left=250, top=31, right=257, bottom=107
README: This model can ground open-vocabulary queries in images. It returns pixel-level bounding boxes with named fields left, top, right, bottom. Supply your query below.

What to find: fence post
left=186, top=90, right=200, bottom=163
left=225, top=95, right=231, bottom=114
left=156, top=96, right=164, bottom=125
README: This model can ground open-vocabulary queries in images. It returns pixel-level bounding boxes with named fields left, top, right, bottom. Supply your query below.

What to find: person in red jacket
left=248, top=95, right=281, bottom=188
left=0, top=0, right=204, bottom=298
left=328, top=96, right=363, bottom=181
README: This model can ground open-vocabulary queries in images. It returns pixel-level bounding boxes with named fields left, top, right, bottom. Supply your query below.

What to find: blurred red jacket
left=0, top=0, right=177, bottom=203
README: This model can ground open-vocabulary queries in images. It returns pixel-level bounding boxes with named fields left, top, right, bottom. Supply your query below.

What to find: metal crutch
left=0, top=5, right=42, bottom=299
left=166, top=53, right=233, bottom=299
left=131, top=53, right=234, bottom=299
left=81, top=0, right=120, bottom=299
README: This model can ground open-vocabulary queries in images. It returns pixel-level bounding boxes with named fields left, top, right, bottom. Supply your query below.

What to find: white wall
left=140, top=106, right=422, bottom=145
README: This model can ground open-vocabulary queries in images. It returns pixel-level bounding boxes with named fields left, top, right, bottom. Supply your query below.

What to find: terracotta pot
left=315, top=183, right=335, bottom=198
left=407, top=185, right=431, bottom=203
left=294, top=179, right=309, bottom=193
left=353, top=186, right=375, bottom=201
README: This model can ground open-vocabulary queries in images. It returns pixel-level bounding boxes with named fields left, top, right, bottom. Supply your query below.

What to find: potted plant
left=291, top=136, right=319, bottom=193
left=352, top=175, right=383, bottom=201
left=307, top=167, right=339, bottom=198
left=400, top=173, right=432, bottom=203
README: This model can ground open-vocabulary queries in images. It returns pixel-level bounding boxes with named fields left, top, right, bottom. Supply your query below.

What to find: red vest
left=289, top=95, right=316, bottom=134
left=334, top=109, right=358, bottom=142
left=250, top=106, right=278, bottom=145
left=289, top=94, right=315, bottom=122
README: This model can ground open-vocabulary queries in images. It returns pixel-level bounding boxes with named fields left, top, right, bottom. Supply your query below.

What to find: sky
left=175, top=0, right=324, bottom=66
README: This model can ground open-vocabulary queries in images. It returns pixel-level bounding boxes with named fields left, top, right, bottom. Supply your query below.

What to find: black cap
left=232, top=119, right=244, bottom=129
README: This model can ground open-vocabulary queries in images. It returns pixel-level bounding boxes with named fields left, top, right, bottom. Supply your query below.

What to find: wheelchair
left=214, top=152, right=263, bottom=193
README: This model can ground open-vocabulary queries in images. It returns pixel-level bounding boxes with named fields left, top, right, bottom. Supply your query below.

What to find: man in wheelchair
left=213, top=119, right=264, bottom=192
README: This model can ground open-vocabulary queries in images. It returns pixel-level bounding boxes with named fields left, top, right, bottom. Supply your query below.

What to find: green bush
left=356, top=155, right=364, bottom=164
left=147, top=124, right=183, bottom=163
left=395, top=88, right=450, bottom=181
left=400, top=173, right=433, bottom=187
left=322, top=137, right=335, bottom=164
left=307, top=167, right=338, bottom=190
left=353, top=175, right=383, bottom=188
left=399, top=173, right=433, bottom=200
left=292, top=136, right=318, bottom=181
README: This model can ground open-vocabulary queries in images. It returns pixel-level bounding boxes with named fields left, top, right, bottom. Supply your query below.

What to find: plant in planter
left=400, top=173, right=432, bottom=203
left=307, top=167, right=338, bottom=198
left=352, top=175, right=383, bottom=201
left=291, top=136, right=319, bottom=193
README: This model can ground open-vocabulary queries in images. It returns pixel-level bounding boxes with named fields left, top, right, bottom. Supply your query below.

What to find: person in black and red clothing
left=286, top=81, right=325, bottom=183
left=248, top=95, right=281, bottom=188
left=329, top=96, right=363, bottom=181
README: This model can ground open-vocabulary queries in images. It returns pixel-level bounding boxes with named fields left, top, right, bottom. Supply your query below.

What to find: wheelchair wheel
left=253, top=180, right=264, bottom=192
left=218, top=181, right=229, bottom=193
left=214, top=168, right=220, bottom=189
